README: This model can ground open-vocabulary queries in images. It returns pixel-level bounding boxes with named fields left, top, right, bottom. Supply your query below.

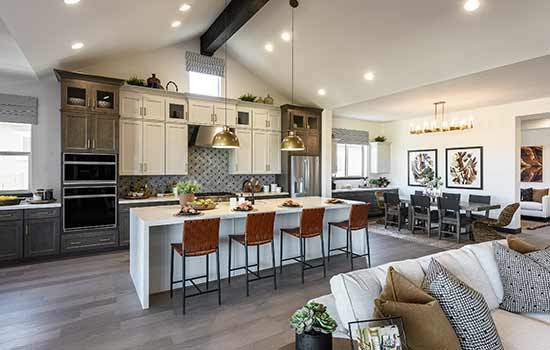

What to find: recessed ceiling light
left=264, top=43, right=274, bottom=52
left=364, top=71, right=375, bottom=81
left=171, top=20, right=182, bottom=28
left=464, top=0, right=480, bottom=12
left=71, top=42, right=84, bottom=50
left=317, top=89, right=326, bottom=96
left=64, top=0, right=80, bottom=4
left=281, top=32, right=291, bottom=41
left=179, top=3, right=191, bottom=12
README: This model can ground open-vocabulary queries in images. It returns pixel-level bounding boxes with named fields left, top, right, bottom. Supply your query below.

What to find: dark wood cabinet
left=0, top=221, right=23, bottom=261
left=294, top=131, right=320, bottom=156
left=62, top=229, right=117, bottom=253
left=24, top=218, right=60, bottom=258
left=91, top=114, right=118, bottom=153
left=62, top=112, right=118, bottom=153
left=62, top=111, right=91, bottom=152
left=118, top=209, right=130, bottom=246
left=281, top=105, right=323, bottom=157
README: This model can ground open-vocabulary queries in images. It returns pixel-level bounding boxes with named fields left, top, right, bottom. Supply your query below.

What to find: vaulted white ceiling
left=1, top=0, right=550, bottom=121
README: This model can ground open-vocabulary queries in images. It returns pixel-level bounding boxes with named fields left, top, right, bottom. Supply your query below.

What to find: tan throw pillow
left=374, top=267, right=461, bottom=350
left=507, top=235, right=540, bottom=254
left=532, top=188, right=549, bottom=203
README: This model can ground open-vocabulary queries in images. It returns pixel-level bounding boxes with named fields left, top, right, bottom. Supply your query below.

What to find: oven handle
left=64, top=161, right=117, bottom=165
left=64, top=194, right=117, bottom=199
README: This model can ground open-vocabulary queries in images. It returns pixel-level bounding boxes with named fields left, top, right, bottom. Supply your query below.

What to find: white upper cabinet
left=142, top=121, right=165, bottom=175
left=252, top=130, right=268, bottom=174
left=214, top=102, right=237, bottom=127
left=188, top=99, right=214, bottom=125
left=267, top=132, right=281, bottom=174
left=120, top=92, right=142, bottom=119
left=165, top=98, right=188, bottom=124
left=142, top=95, right=165, bottom=121
left=229, top=128, right=252, bottom=174
left=236, top=107, right=252, bottom=129
left=252, top=108, right=269, bottom=130
left=165, top=124, right=188, bottom=175
left=268, top=110, right=282, bottom=131
left=370, top=142, right=391, bottom=174
left=120, top=90, right=165, bottom=121
left=119, top=119, right=143, bottom=175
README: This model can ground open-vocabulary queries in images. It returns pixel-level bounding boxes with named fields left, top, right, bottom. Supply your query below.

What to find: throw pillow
left=494, top=243, right=550, bottom=314
left=532, top=188, right=549, bottom=203
left=506, top=235, right=540, bottom=254
left=374, top=267, right=461, bottom=350
left=520, top=188, right=533, bottom=202
left=423, top=259, right=503, bottom=350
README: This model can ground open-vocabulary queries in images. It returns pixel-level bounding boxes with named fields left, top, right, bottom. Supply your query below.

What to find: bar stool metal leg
left=271, top=240, right=277, bottom=290
left=300, top=236, right=305, bottom=284
left=279, top=231, right=284, bottom=273
left=320, top=232, right=326, bottom=278
left=205, top=254, right=209, bottom=291
left=327, top=225, right=332, bottom=262
left=216, top=249, right=221, bottom=306
left=256, top=245, right=260, bottom=275
left=182, top=253, right=186, bottom=314
left=245, top=242, right=250, bottom=297
left=365, top=227, right=371, bottom=267
left=170, top=248, right=174, bottom=298
left=228, top=238, right=232, bottom=285
left=349, top=228, right=354, bottom=271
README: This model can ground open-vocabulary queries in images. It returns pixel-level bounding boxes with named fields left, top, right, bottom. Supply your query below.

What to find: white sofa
left=312, top=241, right=550, bottom=350
left=521, top=195, right=550, bottom=219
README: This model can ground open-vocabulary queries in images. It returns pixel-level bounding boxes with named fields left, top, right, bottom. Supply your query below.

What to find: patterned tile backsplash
left=119, top=147, right=277, bottom=195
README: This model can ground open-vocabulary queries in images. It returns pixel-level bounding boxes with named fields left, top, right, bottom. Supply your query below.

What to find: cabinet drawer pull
left=0, top=214, right=15, bottom=219
left=25, top=224, right=29, bottom=236
left=99, top=238, right=112, bottom=243
left=143, top=107, right=147, bottom=116
left=92, top=139, right=96, bottom=149
left=70, top=241, right=82, bottom=245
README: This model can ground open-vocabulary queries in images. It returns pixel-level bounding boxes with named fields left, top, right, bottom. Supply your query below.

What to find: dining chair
left=437, top=196, right=473, bottom=243
left=473, top=203, right=520, bottom=242
left=410, top=194, right=438, bottom=237
left=384, top=192, right=408, bottom=231
left=442, top=192, right=461, bottom=201
left=469, top=194, right=491, bottom=220
left=414, top=190, right=424, bottom=196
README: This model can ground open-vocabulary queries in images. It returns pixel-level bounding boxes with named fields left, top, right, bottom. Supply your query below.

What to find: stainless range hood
left=188, top=125, right=233, bottom=147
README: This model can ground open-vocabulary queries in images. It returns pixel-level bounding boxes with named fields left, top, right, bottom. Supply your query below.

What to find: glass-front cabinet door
left=307, top=115, right=319, bottom=130
left=290, top=111, right=306, bottom=129
left=62, top=81, right=90, bottom=110
left=236, top=107, right=252, bottom=128
left=93, top=84, right=118, bottom=114
left=166, top=98, right=187, bottom=124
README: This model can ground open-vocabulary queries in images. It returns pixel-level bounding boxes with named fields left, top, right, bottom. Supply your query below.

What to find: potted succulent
left=373, top=136, right=387, bottom=143
left=176, top=181, right=200, bottom=206
left=290, top=302, right=337, bottom=350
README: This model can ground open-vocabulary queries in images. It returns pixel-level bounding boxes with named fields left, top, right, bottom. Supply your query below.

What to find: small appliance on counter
left=30, top=188, right=56, bottom=204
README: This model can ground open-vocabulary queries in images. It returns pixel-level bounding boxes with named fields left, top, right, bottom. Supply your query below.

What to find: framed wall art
left=408, top=149, right=437, bottom=187
left=445, top=146, right=483, bottom=190
left=520, top=146, right=543, bottom=182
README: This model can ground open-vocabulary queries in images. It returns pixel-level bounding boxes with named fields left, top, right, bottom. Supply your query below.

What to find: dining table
left=399, top=196, right=502, bottom=231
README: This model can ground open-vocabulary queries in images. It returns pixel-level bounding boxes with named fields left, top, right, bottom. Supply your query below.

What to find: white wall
left=385, top=97, right=550, bottom=229
left=0, top=75, right=61, bottom=195
left=77, top=39, right=290, bottom=104
left=521, top=128, right=550, bottom=189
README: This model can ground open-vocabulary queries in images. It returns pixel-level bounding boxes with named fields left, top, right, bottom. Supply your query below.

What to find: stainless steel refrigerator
left=290, top=156, right=321, bottom=197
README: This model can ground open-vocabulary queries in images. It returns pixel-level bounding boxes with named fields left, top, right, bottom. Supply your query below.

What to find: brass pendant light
left=212, top=0, right=240, bottom=149
left=281, top=0, right=305, bottom=152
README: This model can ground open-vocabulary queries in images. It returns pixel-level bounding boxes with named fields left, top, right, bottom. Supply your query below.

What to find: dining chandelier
left=409, top=101, right=474, bottom=135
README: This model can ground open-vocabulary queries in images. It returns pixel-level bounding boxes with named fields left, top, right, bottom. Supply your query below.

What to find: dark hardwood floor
left=0, top=233, right=442, bottom=350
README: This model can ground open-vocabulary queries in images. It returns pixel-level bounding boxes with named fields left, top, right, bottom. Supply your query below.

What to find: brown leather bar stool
left=280, top=208, right=326, bottom=283
left=170, top=217, right=221, bottom=314
left=328, top=203, right=371, bottom=271
left=228, top=212, right=277, bottom=297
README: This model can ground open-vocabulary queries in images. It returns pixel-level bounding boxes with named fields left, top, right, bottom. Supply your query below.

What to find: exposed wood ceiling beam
left=200, top=0, right=270, bottom=56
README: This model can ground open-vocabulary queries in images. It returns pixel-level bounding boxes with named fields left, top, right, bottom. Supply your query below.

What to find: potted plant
left=176, top=181, right=200, bottom=206
left=126, top=76, right=145, bottom=87
left=290, top=301, right=337, bottom=350
left=369, top=177, right=391, bottom=188
left=373, top=136, right=387, bottom=143
left=238, top=93, right=257, bottom=102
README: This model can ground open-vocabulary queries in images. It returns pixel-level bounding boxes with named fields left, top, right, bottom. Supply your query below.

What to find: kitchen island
left=129, top=197, right=364, bottom=309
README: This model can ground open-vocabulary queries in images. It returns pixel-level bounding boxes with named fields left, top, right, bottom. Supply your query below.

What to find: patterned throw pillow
left=494, top=243, right=550, bottom=313
left=520, top=188, right=533, bottom=202
left=423, top=259, right=503, bottom=350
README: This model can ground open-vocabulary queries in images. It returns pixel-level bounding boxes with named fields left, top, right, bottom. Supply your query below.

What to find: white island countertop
left=131, top=196, right=354, bottom=226
left=119, top=192, right=290, bottom=205
left=332, top=187, right=396, bottom=193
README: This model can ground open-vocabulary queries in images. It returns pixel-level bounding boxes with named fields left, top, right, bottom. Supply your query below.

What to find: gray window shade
left=332, top=128, right=369, bottom=145
left=186, top=51, right=225, bottom=77
left=0, top=93, right=38, bottom=124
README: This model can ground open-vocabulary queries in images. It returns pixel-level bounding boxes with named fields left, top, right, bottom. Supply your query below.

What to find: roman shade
left=186, top=51, right=225, bottom=77
left=0, top=93, right=38, bottom=124
left=332, top=128, right=369, bottom=145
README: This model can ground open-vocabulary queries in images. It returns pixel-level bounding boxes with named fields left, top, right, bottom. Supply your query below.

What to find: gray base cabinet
left=0, top=220, right=23, bottom=261
left=24, top=218, right=60, bottom=258
left=119, top=201, right=179, bottom=247
left=62, top=229, right=117, bottom=253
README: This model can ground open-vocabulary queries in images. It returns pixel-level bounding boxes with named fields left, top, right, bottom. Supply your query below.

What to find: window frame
left=189, top=71, right=222, bottom=97
left=0, top=123, right=32, bottom=193
left=333, top=143, right=369, bottom=179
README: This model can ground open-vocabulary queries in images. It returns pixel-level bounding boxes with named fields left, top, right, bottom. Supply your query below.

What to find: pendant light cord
left=224, top=0, right=228, bottom=123
left=291, top=4, right=294, bottom=105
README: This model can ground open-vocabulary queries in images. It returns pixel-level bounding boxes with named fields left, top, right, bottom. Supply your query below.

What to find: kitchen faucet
left=242, top=176, right=256, bottom=204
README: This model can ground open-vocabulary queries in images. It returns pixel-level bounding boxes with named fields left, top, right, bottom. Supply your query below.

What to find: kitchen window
left=0, top=122, right=31, bottom=192
left=189, top=71, right=221, bottom=97
left=334, top=143, right=369, bottom=178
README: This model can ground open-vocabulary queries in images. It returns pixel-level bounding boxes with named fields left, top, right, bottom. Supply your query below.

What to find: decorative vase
left=147, top=73, right=163, bottom=89
left=264, top=94, right=274, bottom=105
left=295, top=332, right=332, bottom=350
left=179, top=193, right=195, bottom=207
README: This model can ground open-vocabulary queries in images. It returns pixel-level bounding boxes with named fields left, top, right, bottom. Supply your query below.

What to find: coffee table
left=279, top=338, right=353, bottom=350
